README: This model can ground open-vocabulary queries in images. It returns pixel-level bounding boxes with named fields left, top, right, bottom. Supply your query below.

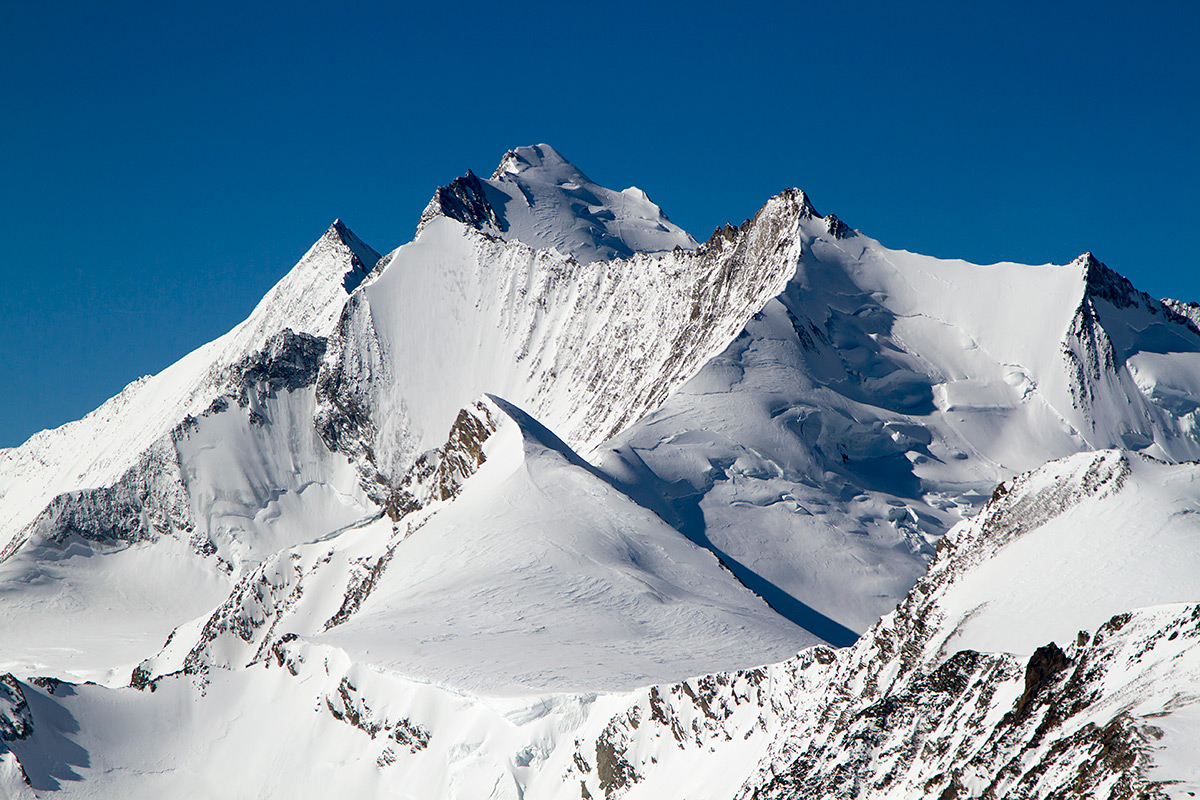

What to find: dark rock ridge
left=324, top=676, right=431, bottom=753
left=0, top=675, right=33, bottom=742
left=417, top=169, right=506, bottom=235
left=1062, top=253, right=1200, bottom=441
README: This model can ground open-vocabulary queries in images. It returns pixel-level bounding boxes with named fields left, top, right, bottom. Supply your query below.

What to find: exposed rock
left=0, top=675, right=32, bottom=742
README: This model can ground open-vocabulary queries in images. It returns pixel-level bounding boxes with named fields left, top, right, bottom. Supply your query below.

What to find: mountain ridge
left=3, top=144, right=1200, bottom=798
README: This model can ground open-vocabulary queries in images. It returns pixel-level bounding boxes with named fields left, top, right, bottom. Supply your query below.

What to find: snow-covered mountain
left=3, top=144, right=1200, bottom=798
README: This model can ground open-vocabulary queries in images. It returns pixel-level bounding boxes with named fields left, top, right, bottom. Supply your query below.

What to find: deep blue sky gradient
left=2, top=1, right=1198, bottom=447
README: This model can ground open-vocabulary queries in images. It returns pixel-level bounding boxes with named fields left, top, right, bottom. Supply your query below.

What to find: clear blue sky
left=2, top=1, right=1197, bottom=447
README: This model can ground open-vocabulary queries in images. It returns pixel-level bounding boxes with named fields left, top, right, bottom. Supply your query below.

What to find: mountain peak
left=420, top=144, right=698, bottom=263
left=1075, top=251, right=1143, bottom=310
left=321, top=219, right=382, bottom=292
left=491, top=143, right=576, bottom=180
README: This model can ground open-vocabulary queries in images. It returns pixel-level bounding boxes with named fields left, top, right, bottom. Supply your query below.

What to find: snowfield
left=3, top=144, right=1200, bottom=798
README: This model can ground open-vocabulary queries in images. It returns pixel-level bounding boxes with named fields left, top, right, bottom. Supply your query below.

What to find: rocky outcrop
left=553, top=450, right=1184, bottom=800
left=0, top=675, right=32, bottom=742
left=1, top=432, right=192, bottom=561
left=418, top=169, right=506, bottom=235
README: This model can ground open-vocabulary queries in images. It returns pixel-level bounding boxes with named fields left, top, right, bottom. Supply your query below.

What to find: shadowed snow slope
left=314, top=396, right=815, bottom=693
left=135, top=396, right=812, bottom=696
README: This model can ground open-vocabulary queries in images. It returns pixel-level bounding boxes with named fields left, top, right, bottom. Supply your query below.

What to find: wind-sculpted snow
left=0, top=221, right=377, bottom=681
left=132, top=399, right=505, bottom=688
left=318, top=189, right=810, bottom=509
left=596, top=223, right=1200, bottom=640
left=9, top=144, right=1200, bottom=797
left=0, top=326, right=369, bottom=684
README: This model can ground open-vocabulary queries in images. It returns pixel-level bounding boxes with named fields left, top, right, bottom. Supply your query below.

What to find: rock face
left=0, top=675, right=32, bottom=742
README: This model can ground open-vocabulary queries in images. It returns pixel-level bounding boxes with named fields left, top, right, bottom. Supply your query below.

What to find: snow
left=0, top=534, right=229, bottom=685
left=314, top=396, right=814, bottom=693
left=424, top=143, right=698, bottom=263
left=4, top=144, right=1200, bottom=797
left=0, top=221, right=379, bottom=556
left=595, top=218, right=1200, bottom=640
left=174, top=383, right=371, bottom=570
left=333, top=189, right=802, bottom=481
left=936, top=451, right=1200, bottom=657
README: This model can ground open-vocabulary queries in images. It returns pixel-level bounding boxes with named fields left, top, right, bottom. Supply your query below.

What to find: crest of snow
left=929, top=450, right=1200, bottom=657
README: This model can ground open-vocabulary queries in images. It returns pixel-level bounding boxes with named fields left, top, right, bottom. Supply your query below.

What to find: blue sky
left=2, top=1, right=1197, bottom=447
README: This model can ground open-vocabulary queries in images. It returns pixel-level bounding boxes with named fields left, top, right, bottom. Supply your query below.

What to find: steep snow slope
left=0, top=224, right=379, bottom=683
left=418, top=143, right=697, bottom=262
left=313, top=396, right=814, bottom=693
left=6, top=449, right=1200, bottom=799
left=5, top=144, right=1200, bottom=799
